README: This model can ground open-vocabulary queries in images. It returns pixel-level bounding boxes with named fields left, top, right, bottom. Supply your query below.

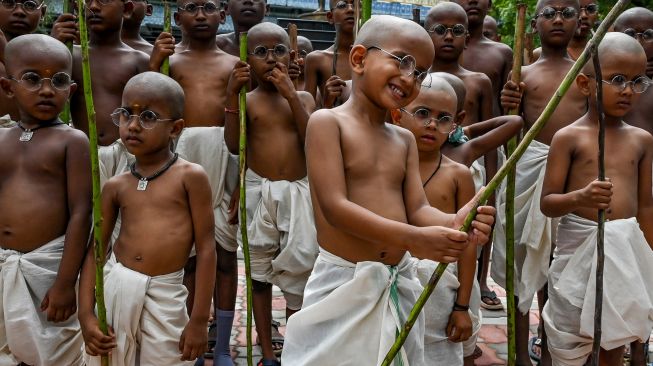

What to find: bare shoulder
left=448, top=156, right=473, bottom=179
left=58, top=124, right=89, bottom=144
left=178, top=158, right=210, bottom=182
left=306, top=50, right=331, bottom=66
left=389, top=122, right=416, bottom=147
left=297, top=90, right=315, bottom=104
left=308, top=107, right=340, bottom=127
left=552, top=119, right=585, bottom=145
left=623, top=123, right=653, bottom=147
left=216, top=33, right=233, bottom=47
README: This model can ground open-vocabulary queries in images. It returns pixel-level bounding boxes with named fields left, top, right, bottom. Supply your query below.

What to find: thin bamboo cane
left=161, top=2, right=171, bottom=76
left=60, top=0, right=74, bottom=124
left=289, top=23, right=298, bottom=89
left=505, top=5, right=527, bottom=366
left=354, top=0, right=360, bottom=39
left=77, top=0, right=109, bottom=365
left=332, top=24, right=339, bottom=77
left=238, top=33, right=254, bottom=366
left=380, top=1, right=630, bottom=363
left=361, top=0, right=371, bottom=26
left=590, top=43, right=605, bottom=366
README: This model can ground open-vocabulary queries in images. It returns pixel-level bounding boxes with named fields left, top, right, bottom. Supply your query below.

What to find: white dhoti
left=493, top=140, right=552, bottom=313
left=0, top=115, right=16, bottom=129
left=282, top=248, right=425, bottom=366
left=0, top=236, right=84, bottom=366
left=416, top=260, right=463, bottom=365
left=543, top=214, right=653, bottom=366
left=85, top=254, right=193, bottom=366
left=176, top=127, right=238, bottom=252
left=238, top=169, right=318, bottom=310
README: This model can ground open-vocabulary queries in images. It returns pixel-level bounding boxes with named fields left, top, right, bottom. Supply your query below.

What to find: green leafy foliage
left=490, top=0, right=653, bottom=48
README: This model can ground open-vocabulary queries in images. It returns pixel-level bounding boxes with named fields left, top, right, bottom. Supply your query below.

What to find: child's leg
left=515, top=295, right=533, bottom=366
left=629, top=341, right=647, bottom=366
left=253, top=279, right=276, bottom=361
left=538, top=286, right=552, bottom=366
left=598, top=345, right=625, bottom=366
left=213, top=245, right=237, bottom=366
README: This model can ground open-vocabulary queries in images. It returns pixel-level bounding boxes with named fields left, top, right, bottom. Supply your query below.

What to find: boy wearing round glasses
left=498, top=0, right=588, bottom=363
left=224, top=22, right=316, bottom=366
left=0, top=34, right=88, bottom=366
left=51, top=0, right=150, bottom=147
left=541, top=32, right=653, bottom=366
left=282, top=16, right=496, bottom=366
left=0, top=0, right=46, bottom=123
left=79, top=72, right=216, bottom=365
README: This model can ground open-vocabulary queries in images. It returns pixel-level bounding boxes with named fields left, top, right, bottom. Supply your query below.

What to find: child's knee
left=217, top=246, right=237, bottom=273
left=252, top=279, right=272, bottom=292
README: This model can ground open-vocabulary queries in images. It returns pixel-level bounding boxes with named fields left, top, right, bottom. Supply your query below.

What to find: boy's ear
left=174, top=12, right=180, bottom=26
left=68, top=82, right=78, bottom=98
left=219, top=9, right=226, bottom=24
left=576, top=73, right=591, bottom=96
left=326, top=11, right=334, bottom=25
left=265, top=4, right=271, bottom=16
left=40, top=4, right=47, bottom=18
left=146, top=3, right=153, bottom=16
left=123, top=0, right=135, bottom=19
left=530, top=19, right=537, bottom=33
left=171, top=118, right=185, bottom=137
left=350, top=45, right=366, bottom=75
left=389, top=109, right=402, bottom=125
left=455, top=109, right=466, bottom=124
left=0, top=78, right=14, bottom=98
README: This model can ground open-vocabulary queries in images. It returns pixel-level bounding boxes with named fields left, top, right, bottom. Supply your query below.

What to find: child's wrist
left=452, top=302, right=469, bottom=311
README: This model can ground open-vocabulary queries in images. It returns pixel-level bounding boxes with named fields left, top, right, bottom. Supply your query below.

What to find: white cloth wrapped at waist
left=85, top=254, right=193, bottom=366
left=99, top=127, right=239, bottom=253
left=492, top=139, right=552, bottom=313
left=282, top=248, right=425, bottom=366
left=543, top=214, right=653, bottom=366
left=0, top=236, right=84, bottom=366
left=237, top=169, right=318, bottom=310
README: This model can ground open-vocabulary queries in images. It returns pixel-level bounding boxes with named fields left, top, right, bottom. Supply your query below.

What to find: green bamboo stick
left=161, top=1, right=171, bottom=76
left=380, top=0, right=630, bottom=363
left=590, top=43, right=606, bottom=366
left=77, top=1, right=109, bottom=365
left=60, top=0, right=74, bottom=124
left=361, top=0, right=371, bottom=25
left=505, top=5, right=526, bottom=366
left=238, top=32, right=254, bottom=366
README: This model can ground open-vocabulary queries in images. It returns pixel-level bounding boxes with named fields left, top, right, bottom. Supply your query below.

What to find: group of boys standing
left=0, top=0, right=651, bottom=365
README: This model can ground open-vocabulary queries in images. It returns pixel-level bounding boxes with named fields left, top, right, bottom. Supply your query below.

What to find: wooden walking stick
left=60, top=0, right=75, bottom=124
left=289, top=23, right=298, bottom=89
left=238, top=32, right=254, bottom=366
left=590, top=43, right=606, bottom=366
left=380, top=0, right=631, bottom=363
left=77, top=1, right=109, bottom=365
left=505, top=5, right=527, bottom=366
left=161, top=1, right=171, bottom=76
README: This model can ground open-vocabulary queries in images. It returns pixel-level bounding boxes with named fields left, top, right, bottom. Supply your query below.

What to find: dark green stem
left=380, top=0, right=630, bottom=363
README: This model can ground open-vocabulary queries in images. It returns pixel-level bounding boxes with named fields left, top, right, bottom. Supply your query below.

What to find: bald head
left=4, top=34, right=72, bottom=75
left=583, top=32, right=647, bottom=74
left=124, top=72, right=185, bottom=118
left=423, top=75, right=457, bottom=101
left=248, top=22, right=290, bottom=46
left=535, top=0, right=579, bottom=14
left=356, top=15, right=432, bottom=50
left=430, top=72, right=466, bottom=113
left=614, top=7, right=653, bottom=30
left=425, top=2, right=468, bottom=29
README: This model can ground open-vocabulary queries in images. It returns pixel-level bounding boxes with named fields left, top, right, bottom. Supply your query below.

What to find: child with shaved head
left=282, top=16, right=496, bottom=366
left=79, top=72, right=216, bottom=365
left=541, top=32, right=653, bottom=366
left=0, top=34, right=88, bottom=366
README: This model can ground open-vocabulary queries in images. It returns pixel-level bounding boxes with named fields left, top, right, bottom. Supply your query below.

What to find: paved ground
left=203, top=259, right=653, bottom=366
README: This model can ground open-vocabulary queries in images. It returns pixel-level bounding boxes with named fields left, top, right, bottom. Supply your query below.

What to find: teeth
left=390, top=85, right=405, bottom=97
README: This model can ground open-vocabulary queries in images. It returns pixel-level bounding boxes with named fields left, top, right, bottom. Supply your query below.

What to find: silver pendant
left=137, top=179, right=148, bottom=191
left=20, top=130, right=33, bottom=142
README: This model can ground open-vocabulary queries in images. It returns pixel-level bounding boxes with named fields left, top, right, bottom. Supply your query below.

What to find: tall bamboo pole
left=505, top=5, right=527, bottom=366
left=60, top=0, right=74, bottom=124
left=361, top=0, right=371, bottom=25
left=238, top=33, right=254, bottom=366
left=77, top=1, right=109, bottom=365
left=380, top=0, right=630, bottom=363
left=161, top=2, right=171, bottom=76
left=590, top=44, right=606, bottom=366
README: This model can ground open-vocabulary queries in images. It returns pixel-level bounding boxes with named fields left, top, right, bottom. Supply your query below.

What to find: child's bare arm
left=307, top=112, right=468, bottom=263
left=224, top=61, right=251, bottom=154
left=447, top=167, right=476, bottom=343
left=541, top=131, right=612, bottom=217
left=78, top=180, right=119, bottom=356
left=149, top=32, right=175, bottom=72
left=41, top=133, right=92, bottom=323
left=403, top=131, right=496, bottom=247
left=636, top=133, right=653, bottom=248
left=461, top=115, right=523, bottom=165
left=180, top=167, right=216, bottom=361
left=51, top=13, right=79, bottom=44
left=267, top=62, right=315, bottom=142
left=303, top=52, right=320, bottom=101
